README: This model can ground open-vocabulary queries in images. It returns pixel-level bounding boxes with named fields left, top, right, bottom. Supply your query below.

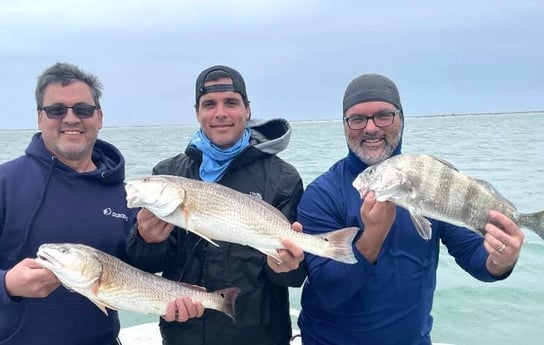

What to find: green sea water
left=2, top=112, right=543, bottom=344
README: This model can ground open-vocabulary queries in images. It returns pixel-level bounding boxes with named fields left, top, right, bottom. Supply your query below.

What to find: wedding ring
left=498, top=242, right=506, bottom=253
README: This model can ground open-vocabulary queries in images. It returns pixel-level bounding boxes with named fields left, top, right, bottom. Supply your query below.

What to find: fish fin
left=474, top=178, right=517, bottom=210
left=427, top=154, right=459, bottom=171
left=85, top=280, right=114, bottom=315
left=90, top=280, right=100, bottom=296
left=409, top=212, right=432, bottom=240
left=317, top=227, right=359, bottom=264
left=518, top=210, right=544, bottom=241
left=250, top=196, right=290, bottom=222
left=259, top=248, right=282, bottom=261
left=212, top=287, right=241, bottom=322
left=177, top=281, right=208, bottom=292
left=186, top=228, right=221, bottom=247
left=89, top=299, right=111, bottom=315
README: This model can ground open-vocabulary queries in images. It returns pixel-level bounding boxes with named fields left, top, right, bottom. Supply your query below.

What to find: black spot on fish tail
left=214, top=287, right=241, bottom=323
left=319, top=227, right=359, bottom=264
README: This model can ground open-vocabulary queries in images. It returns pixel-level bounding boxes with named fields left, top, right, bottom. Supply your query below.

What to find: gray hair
left=35, top=62, right=103, bottom=110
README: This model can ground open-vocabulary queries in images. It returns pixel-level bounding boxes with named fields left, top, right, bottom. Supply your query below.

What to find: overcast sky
left=1, top=0, right=543, bottom=130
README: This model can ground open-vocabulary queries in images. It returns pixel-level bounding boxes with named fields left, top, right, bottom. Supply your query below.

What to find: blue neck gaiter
left=190, top=128, right=251, bottom=182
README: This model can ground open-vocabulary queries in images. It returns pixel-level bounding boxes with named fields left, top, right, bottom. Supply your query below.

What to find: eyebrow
left=347, top=108, right=396, bottom=116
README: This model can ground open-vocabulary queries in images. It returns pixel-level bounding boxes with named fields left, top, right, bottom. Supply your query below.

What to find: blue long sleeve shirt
left=297, top=150, right=501, bottom=345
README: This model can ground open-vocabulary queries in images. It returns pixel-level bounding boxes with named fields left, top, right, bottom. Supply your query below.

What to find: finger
left=174, top=299, right=189, bottom=322
left=484, top=233, right=507, bottom=254
left=280, top=239, right=304, bottom=258
left=291, top=222, right=303, bottom=232
left=162, top=300, right=176, bottom=322
left=487, top=210, right=519, bottom=236
left=364, top=191, right=376, bottom=204
left=137, top=208, right=155, bottom=222
left=195, top=301, right=205, bottom=317
left=26, top=258, right=50, bottom=269
left=181, top=297, right=199, bottom=318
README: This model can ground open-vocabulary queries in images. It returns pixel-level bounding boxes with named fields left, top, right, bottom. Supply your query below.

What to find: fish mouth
left=35, top=248, right=60, bottom=270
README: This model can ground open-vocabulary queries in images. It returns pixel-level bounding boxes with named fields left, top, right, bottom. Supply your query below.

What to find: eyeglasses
left=40, top=103, right=98, bottom=119
left=343, top=110, right=400, bottom=130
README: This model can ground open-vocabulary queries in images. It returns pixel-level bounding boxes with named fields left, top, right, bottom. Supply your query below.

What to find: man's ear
left=37, top=111, right=43, bottom=130
left=195, top=108, right=202, bottom=123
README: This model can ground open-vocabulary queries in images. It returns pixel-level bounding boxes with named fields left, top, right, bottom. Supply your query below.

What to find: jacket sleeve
left=266, top=164, right=308, bottom=287
left=0, top=270, right=17, bottom=305
left=440, top=222, right=512, bottom=281
left=297, top=181, right=376, bottom=309
left=125, top=224, right=179, bottom=273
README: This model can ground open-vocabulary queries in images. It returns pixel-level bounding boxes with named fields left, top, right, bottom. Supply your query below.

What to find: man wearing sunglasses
left=126, top=65, right=306, bottom=345
left=0, top=62, right=141, bottom=345
left=295, top=73, right=525, bottom=345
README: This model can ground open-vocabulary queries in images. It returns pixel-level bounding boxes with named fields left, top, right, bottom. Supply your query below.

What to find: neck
left=58, top=156, right=97, bottom=173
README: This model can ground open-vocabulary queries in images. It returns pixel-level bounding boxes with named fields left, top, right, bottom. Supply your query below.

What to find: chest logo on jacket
left=103, top=208, right=129, bottom=222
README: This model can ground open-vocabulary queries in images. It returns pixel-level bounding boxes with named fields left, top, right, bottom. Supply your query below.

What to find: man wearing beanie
left=127, top=65, right=307, bottom=345
left=296, top=73, right=524, bottom=344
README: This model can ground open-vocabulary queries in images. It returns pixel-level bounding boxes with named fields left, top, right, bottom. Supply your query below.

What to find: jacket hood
left=25, top=132, right=125, bottom=184
left=247, top=118, right=291, bottom=155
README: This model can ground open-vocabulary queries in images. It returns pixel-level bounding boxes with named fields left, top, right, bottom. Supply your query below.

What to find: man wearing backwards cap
left=296, top=73, right=524, bottom=344
left=127, top=65, right=306, bottom=345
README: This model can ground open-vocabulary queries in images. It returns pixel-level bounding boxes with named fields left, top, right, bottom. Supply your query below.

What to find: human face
left=196, top=78, right=250, bottom=149
left=38, top=81, right=103, bottom=171
left=344, top=101, right=402, bottom=165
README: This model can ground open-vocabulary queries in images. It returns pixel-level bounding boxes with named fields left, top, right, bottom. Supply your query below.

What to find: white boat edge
left=119, top=309, right=454, bottom=345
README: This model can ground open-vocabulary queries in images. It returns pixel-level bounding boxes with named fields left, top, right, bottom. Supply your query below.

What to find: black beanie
left=342, top=73, right=402, bottom=114
left=195, top=65, right=248, bottom=105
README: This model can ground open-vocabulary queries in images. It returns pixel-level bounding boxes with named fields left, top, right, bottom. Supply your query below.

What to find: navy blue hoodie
left=0, top=133, right=137, bottom=345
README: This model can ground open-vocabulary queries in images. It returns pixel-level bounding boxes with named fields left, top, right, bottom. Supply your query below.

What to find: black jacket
left=126, top=119, right=306, bottom=345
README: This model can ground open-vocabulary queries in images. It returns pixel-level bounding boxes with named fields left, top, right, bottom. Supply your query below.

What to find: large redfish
left=125, top=175, right=359, bottom=264
left=36, top=243, right=240, bottom=321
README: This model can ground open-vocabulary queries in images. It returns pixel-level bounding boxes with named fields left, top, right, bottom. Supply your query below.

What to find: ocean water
left=1, top=112, right=543, bottom=345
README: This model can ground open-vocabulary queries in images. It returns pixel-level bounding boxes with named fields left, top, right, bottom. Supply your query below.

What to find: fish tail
left=214, top=287, right=241, bottom=322
left=519, top=210, right=544, bottom=241
left=318, top=227, right=359, bottom=264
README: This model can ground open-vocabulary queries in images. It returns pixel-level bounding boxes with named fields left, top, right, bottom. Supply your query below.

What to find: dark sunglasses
left=40, top=103, right=98, bottom=119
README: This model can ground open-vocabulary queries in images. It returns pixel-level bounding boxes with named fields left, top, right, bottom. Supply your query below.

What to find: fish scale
left=36, top=243, right=240, bottom=321
left=125, top=175, right=359, bottom=264
left=352, top=153, right=544, bottom=241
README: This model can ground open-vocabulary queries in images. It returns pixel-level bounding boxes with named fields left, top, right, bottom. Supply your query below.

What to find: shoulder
left=299, top=158, right=353, bottom=211
left=153, top=153, right=192, bottom=175
left=0, top=155, right=39, bottom=179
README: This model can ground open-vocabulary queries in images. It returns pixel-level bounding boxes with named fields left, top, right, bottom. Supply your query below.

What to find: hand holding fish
left=267, top=222, right=305, bottom=273
left=484, top=210, right=525, bottom=276
left=355, top=192, right=397, bottom=263
left=4, top=258, right=61, bottom=298
left=137, top=208, right=175, bottom=243
left=163, top=296, right=205, bottom=323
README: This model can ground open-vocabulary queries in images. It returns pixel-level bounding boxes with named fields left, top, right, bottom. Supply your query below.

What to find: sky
left=1, top=0, right=543, bottom=130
